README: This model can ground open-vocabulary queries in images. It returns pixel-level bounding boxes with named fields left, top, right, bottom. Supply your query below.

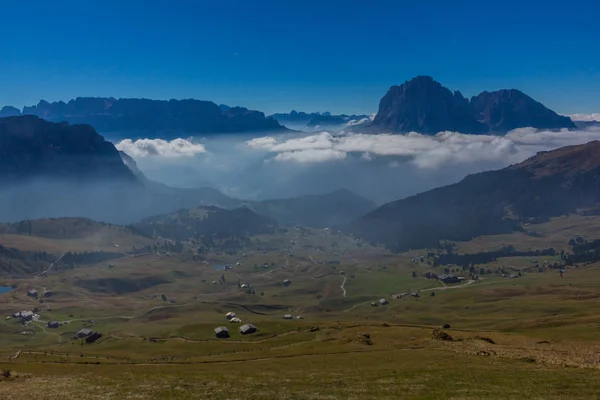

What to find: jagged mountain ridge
left=6, top=97, right=286, bottom=138
left=271, top=110, right=369, bottom=128
left=369, top=76, right=576, bottom=134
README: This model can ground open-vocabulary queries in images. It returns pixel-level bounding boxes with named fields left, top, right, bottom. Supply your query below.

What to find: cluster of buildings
left=282, top=314, right=304, bottom=320
left=27, top=288, right=53, bottom=298
left=438, top=274, right=467, bottom=284
left=12, top=310, right=38, bottom=322
left=372, top=291, right=423, bottom=307
left=10, top=288, right=103, bottom=343
left=214, top=323, right=259, bottom=338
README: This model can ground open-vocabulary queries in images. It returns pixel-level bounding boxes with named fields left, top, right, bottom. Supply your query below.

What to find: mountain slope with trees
left=347, top=141, right=600, bottom=251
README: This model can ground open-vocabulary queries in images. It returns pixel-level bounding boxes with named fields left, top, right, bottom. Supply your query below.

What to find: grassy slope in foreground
left=3, top=345, right=600, bottom=399
left=2, top=215, right=600, bottom=398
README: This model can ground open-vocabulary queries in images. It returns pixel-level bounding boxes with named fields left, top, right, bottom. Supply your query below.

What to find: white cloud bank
left=569, top=113, right=600, bottom=122
left=116, top=138, right=207, bottom=158
left=345, top=113, right=376, bottom=127
left=246, top=127, right=600, bottom=168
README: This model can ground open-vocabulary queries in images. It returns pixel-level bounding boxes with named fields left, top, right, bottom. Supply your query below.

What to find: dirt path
left=35, top=253, right=65, bottom=276
left=342, top=301, right=370, bottom=313
left=343, top=279, right=503, bottom=313
left=30, top=320, right=63, bottom=343
left=420, top=279, right=476, bottom=292
left=421, top=279, right=503, bottom=292
left=309, top=255, right=317, bottom=264
left=340, top=276, right=347, bottom=297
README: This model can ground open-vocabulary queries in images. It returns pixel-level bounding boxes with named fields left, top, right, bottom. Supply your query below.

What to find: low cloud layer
left=116, top=138, right=206, bottom=158
left=345, top=114, right=375, bottom=127
left=116, top=126, right=600, bottom=205
left=569, top=113, right=600, bottom=122
left=246, top=127, right=600, bottom=169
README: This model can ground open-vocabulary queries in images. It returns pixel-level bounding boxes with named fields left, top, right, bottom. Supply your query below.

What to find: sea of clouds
left=569, top=113, right=600, bottom=122
left=115, top=125, right=600, bottom=204
left=246, top=127, right=600, bottom=168
left=116, top=138, right=207, bottom=158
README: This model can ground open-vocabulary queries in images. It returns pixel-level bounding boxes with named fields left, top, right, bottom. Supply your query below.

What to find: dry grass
left=3, top=346, right=600, bottom=399
left=3, top=216, right=600, bottom=398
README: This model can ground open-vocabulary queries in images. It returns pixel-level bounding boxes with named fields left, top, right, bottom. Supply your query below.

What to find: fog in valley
left=114, top=125, right=600, bottom=205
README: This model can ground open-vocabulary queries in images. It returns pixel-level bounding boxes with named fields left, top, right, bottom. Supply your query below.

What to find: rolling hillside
left=248, top=189, right=377, bottom=228
left=347, top=140, right=600, bottom=251
left=130, top=206, right=278, bottom=242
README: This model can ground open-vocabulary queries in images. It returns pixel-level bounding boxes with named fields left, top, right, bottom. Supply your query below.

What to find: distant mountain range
left=367, top=76, right=576, bottom=134
left=2, top=77, right=577, bottom=137
left=346, top=140, right=600, bottom=252
left=270, top=110, right=370, bottom=128
left=0, top=115, right=373, bottom=227
left=2, top=98, right=286, bottom=138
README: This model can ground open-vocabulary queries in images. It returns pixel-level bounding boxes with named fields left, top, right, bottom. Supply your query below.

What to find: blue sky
left=1, top=0, right=599, bottom=115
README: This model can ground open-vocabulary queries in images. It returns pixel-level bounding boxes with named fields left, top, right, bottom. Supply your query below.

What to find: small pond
left=0, top=286, right=14, bottom=294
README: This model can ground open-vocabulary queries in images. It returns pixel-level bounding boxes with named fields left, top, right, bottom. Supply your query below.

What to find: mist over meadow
left=114, top=126, right=600, bottom=205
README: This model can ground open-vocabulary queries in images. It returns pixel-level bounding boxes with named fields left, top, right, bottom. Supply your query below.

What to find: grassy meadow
left=2, top=215, right=600, bottom=398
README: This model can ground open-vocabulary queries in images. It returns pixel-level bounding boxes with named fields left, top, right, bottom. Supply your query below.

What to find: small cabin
left=77, top=328, right=93, bottom=338
left=20, top=311, right=34, bottom=321
left=86, top=332, right=103, bottom=343
left=215, top=326, right=230, bottom=338
left=239, top=323, right=258, bottom=335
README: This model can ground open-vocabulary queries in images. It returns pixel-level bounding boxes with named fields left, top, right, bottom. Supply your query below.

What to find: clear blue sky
left=1, top=0, right=599, bottom=115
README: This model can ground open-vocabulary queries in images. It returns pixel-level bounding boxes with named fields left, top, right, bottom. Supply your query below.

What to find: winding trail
left=35, top=253, right=65, bottom=276
left=419, top=279, right=476, bottom=292
left=421, top=279, right=503, bottom=292
left=343, top=301, right=370, bottom=313
left=342, top=279, right=503, bottom=313
left=340, top=276, right=347, bottom=297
